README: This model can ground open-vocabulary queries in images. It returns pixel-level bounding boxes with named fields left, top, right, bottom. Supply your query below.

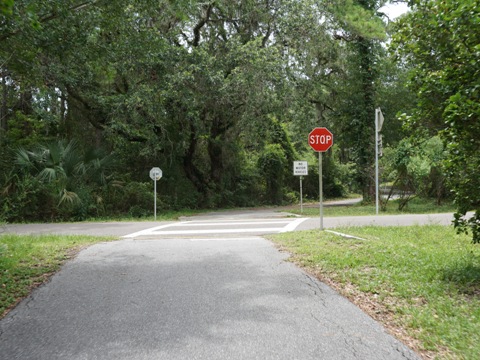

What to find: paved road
left=1, top=221, right=172, bottom=238
left=1, top=211, right=456, bottom=238
left=1, top=209, right=445, bottom=359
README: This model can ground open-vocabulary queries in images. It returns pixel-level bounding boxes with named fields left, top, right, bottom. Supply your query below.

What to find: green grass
left=0, top=234, right=114, bottom=318
left=269, top=226, right=480, bottom=359
left=292, top=197, right=457, bottom=217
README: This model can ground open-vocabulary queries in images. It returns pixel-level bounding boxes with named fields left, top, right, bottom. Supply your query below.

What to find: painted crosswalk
left=123, top=218, right=308, bottom=239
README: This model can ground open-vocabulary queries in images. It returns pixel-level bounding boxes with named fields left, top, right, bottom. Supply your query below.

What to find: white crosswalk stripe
left=123, top=218, right=308, bottom=238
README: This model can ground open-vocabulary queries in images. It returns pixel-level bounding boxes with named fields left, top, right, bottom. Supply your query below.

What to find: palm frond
left=62, top=139, right=82, bottom=175
left=58, top=189, right=81, bottom=206
left=38, top=168, right=57, bottom=183
left=14, top=148, right=35, bottom=169
left=37, top=166, right=67, bottom=183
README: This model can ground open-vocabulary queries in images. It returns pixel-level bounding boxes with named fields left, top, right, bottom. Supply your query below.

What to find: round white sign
left=149, top=167, right=162, bottom=181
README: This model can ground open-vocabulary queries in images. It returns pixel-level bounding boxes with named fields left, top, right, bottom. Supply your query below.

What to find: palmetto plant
left=13, top=139, right=114, bottom=207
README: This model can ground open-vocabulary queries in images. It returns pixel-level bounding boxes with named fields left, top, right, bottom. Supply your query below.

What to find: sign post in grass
left=308, top=128, right=333, bottom=230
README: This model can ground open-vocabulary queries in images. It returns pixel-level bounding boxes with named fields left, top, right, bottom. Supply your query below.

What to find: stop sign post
left=308, top=127, right=333, bottom=230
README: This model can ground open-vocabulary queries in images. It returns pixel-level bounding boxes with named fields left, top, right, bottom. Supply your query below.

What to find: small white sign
left=293, top=161, right=308, bottom=176
left=149, top=167, right=163, bottom=181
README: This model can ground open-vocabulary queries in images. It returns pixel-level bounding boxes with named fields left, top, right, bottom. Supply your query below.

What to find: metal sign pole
left=149, top=167, right=163, bottom=222
left=300, top=176, right=304, bottom=214
left=319, top=152, right=323, bottom=230
left=375, top=108, right=384, bottom=215
left=308, top=127, right=332, bottom=231
left=294, top=161, right=308, bottom=214
left=375, top=108, right=379, bottom=215
left=154, top=178, right=157, bottom=221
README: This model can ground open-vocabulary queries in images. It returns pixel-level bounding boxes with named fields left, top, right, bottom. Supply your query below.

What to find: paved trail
left=0, top=236, right=420, bottom=360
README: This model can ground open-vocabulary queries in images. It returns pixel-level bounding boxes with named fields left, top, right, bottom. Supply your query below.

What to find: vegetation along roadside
left=2, top=1, right=479, bottom=244
left=289, top=197, right=457, bottom=217
left=0, top=234, right=114, bottom=318
left=269, top=226, right=480, bottom=360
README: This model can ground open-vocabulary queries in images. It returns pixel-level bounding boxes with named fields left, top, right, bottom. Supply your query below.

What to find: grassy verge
left=0, top=234, right=114, bottom=318
left=292, top=198, right=457, bottom=217
left=269, top=226, right=480, bottom=359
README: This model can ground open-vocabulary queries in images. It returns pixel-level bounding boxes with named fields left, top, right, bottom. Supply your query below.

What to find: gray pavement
left=0, top=237, right=420, bottom=360
left=1, top=208, right=446, bottom=359
left=1, top=211, right=456, bottom=238
left=1, top=221, right=171, bottom=237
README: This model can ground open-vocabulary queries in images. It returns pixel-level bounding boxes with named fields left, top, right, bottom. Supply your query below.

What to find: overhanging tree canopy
left=392, top=0, right=480, bottom=242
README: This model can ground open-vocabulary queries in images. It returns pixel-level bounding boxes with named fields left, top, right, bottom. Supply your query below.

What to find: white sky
left=379, top=2, right=410, bottom=20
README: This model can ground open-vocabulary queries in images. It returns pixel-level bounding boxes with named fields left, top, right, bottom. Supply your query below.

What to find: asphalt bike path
left=0, top=209, right=447, bottom=359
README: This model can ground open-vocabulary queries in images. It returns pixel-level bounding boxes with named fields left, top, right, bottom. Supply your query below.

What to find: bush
left=0, top=174, right=58, bottom=222
left=102, top=181, right=153, bottom=217
left=158, top=171, right=202, bottom=210
left=258, top=144, right=287, bottom=205
left=301, top=156, right=355, bottom=200
left=380, top=136, right=448, bottom=210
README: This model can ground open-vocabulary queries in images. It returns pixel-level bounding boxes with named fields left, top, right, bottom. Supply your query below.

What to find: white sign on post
left=293, top=161, right=308, bottom=214
left=149, top=167, right=162, bottom=220
left=150, top=167, right=163, bottom=181
left=293, top=161, right=308, bottom=176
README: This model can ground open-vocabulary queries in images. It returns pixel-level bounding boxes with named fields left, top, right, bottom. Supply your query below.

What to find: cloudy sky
left=379, top=1, right=410, bottom=20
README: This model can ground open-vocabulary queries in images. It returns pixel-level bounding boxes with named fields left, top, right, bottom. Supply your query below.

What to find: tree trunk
left=0, top=71, right=7, bottom=136
left=183, top=121, right=206, bottom=195
left=356, top=36, right=376, bottom=202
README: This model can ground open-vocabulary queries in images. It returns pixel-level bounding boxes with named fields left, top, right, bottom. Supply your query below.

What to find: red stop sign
left=308, top=127, right=333, bottom=152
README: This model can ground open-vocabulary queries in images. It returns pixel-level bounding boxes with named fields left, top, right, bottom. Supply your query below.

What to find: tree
left=0, top=1, right=13, bottom=16
left=381, top=136, right=446, bottom=210
left=0, top=0, right=107, bottom=144
left=1, top=0, right=400, bottom=218
left=391, top=0, right=480, bottom=242
left=329, top=0, right=387, bottom=201
left=1, top=0, right=306, bottom=209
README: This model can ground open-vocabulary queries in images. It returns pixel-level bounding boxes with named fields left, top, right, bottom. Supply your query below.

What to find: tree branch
left=0, top=0, right=101, bottom=42
left=192, top=2, right=214, bottom=47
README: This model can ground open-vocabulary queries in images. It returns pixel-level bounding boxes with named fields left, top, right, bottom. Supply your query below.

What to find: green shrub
left=258, top=144, right=287, bottom=205
left=107, top=181, right=153, bottom=216
left=0, top=174, right=57, bottom=222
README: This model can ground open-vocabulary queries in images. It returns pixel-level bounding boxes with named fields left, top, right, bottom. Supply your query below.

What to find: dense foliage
left=2, top=0, right=476, bottom=233
left=0, top=0, right=394, bottom=221
left=392, top=0, right=480, bottom=242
